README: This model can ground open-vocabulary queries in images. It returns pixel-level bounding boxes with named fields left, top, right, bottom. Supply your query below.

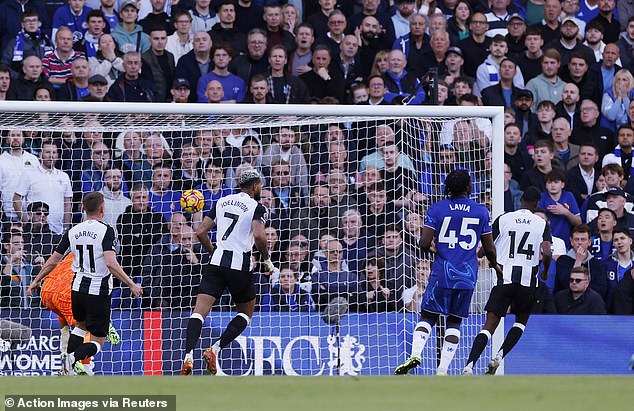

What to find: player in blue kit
left=395, top=169, right=501, bottom=375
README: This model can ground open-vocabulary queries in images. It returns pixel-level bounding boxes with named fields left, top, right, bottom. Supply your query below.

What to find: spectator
left=417, top=29, right=450, bottom=81
left=306, top=0, right=334, bottom=41
left=326, top=168, right=358, bottom=212
left=1, top=10, right=54, bottom=76
left=142, top=223, right=206, bottom=309
left=0, top=1, right=50, bottom=55
left=42, top=27, right=86, bottom=87
left=139, top=0, right=172, bottom=35
left=349, top=0, right=390, bottom=33
left=13, top=140, right=72, bottom=235
left=592, top=43, right=621, bottom=97
left=209, top=0, right=246, bottom=55
left=52, top=0, right=91, bottom=42
left=595, top=187, right=634, bottom=237
left=603, top=227, right=634, bottom=304
left=555, top=265, right=607, bottom=314
left=566, top=144, right=599, bottom=207
left=115, top=131, right=150, bottom=187
left=560, top=0, right=585, bottom=36
left=545, top=16, right=595, bottom=66
left=197, top=44, right=245, bottom=103
left=480, top=57, right=523, bottom=107
left=299, top=45, right=345, bottom=102
left=317, top=10, right=347, bottom=58
left=148, top=163, right=181, bottom=222
left=192, top=159, right=233, bottom=226
left=0, top=231, right=34, bottom=309
left=382, top=49, right=425, bottom=105
left=561, top=52, right=601, bottom=106
left=107, top=51, right=155, bottom=102
left=234, top=0, right=263, bottom=34
left=357, top=15, right=391, bottom=79
left=617, top=16, right=634, bottom=69
left=260, top=265, right=314, bottom=312
left=265, top=44, right=309, bottom=104
left=504, top=162, right=523, bottom=212
left=589, top=207, right=617, bottom=260
left=393, top=14, right=429, bottom=76
left=281, top=3, right=299, bottom=34
left=513, top=88, right=537, bottom=136
left=402, top=259, right=430, bottom=313
left=570, top=99, right=615, bottom=161
left=601, top=69, right=634, bottom=132
left=446, top=0, right=470, bottom=44
left=73, top=10, right=107, bottom=59
left=172, top=143, right=203, bottom=192
left=174, top=31, right=212, bottom=103
left=366, top=74, right=389, bottom=105
left=504, top=123, right=532, bottom=182
left=189, top=0, right=217, bottom=35
left=369, top=49, right=389, bottom=78
left=22, top=201, right=61, bottom=269
left=168, top=77, right=191, bottom=103
left=0, top=65, right=9, bottom=100
left=373, top=223, right=416, bottom=302
left=81, top=142, right=128, bottom=196
left=355, top=256, right=397, bottom=312
left=362, top=181, right=397, bottom=243
left=166, top=10, right=193, bottom=64
left=581, top=164, right=634, bottom=222
left=0, top=130, right=40, bottom=223
left=289, top=23, right=314, bottom=77
left=55, top=57, right=90, bottom=101
left=611, top=267, right=634, bottom=314
left=603, top=125, right=634, bottom=183
left=111, top=0, right=150, bottom=53
left=526, top=48, right=566, bottom=108
left=283, top=239, right=313, bottom=289
left=555, top=223, right=608, bottom=300
left=582, top=20, right=607, bottom=64
left=474, top=35, right=524, bottom=96
left=311, top=237, right=360, bottom=310
left=458, top=12, right=491, bottom=77
left=525, top=100, right=556, bottom=147
left=141, top=28, right=175, bottom=102
left=262, top=4, right=294, bottom=53
left=520, top=139, right=557, bottom=191
left=516, top=27, right=545, bottom=83
left=359, top=124, right=415, bottom=173
left=245, top=74, right=270, bottom=103
left=539, top=169, right=582, bottom=248
left=590, top=0, right=619, bottom=44
left=291, top=184, right=339, bottom=249
left=117, top=183, right=166, bottom=279
left=551, top=117, right=580, bottom=170
left=88, top=34, right=124, bottom=87
left=100, top=167, right=131, bottom=228
left=229, top=28, right=268, bottom=85
left=263, top=126, right=310, bottom=197
left=98, top=0, right=118, bottom=30
left=555, top=82, right=581, bottom=127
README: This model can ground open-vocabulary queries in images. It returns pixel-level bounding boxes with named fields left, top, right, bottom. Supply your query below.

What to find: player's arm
left=26, top=251, right=64, bottom=296
left=27, top=230, right=71, bottom=295
left=196, top=215, right=216, bottom=254
left=481, top=232, right=503, bottom=279
left=252, top=203, right=275, bottom=272
left=104, top=250, right=142, bottom=297
left=539, top=222, right=553, bottom=280
left=419, top=226, right=435, bottom=253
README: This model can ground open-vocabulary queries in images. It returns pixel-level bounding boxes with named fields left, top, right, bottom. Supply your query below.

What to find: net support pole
left=490, top=107, right=506, bottom=374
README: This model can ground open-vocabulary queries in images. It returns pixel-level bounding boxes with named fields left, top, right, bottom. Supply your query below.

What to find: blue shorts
left=421, top=280, right=474, bottom=319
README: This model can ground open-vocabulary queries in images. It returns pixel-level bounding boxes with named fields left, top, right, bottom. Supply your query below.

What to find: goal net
left=0, top=102, right=504, bottom=376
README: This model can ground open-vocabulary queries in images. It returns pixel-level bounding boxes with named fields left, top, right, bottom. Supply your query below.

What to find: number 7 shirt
left=424, top=197, right=492, bottom=290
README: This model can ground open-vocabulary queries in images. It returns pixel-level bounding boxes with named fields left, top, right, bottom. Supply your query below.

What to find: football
left=180, top=189, right=205, bottom=214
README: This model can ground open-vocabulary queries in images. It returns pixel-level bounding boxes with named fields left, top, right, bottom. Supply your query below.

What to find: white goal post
left=0, top=102, right=504, bottom=376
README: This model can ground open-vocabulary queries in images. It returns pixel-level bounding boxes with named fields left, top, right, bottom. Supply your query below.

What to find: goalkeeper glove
left=263, top=258, right=276, bottom=273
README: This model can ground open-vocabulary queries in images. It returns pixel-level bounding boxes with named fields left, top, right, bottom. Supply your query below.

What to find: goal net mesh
left=0, top=104, right=499, bottom=376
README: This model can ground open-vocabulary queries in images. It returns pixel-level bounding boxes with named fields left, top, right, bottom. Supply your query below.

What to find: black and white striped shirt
left=493, top=209, right=551, bottom=287
left=55, top=219, right=117, bottom=296
left=207, top=192, right=267, bottom=272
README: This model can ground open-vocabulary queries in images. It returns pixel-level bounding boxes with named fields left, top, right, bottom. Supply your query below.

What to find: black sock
left=185, top=316, right=203, bottom=353
left=499, top=326, right=524, bottom=359
left=73, top=342, right=99, bottom=361
left=219, top=315, right=249, bottom=349
left=465, top=332, right=490, bottom=368
left=67, top=334, right=84, bottom=354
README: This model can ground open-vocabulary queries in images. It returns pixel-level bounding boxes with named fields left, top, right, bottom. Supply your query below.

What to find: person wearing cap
left=111, top=0, right=150, bottom=54
left=84, top=73, right=110, bottom=101
left=169, top=77, right=190, bottom=103
left=139, top=0, right=173, bottom=36
left=481, top=57, right=524, bottom=107
left=561, top=0, right=586, bottom=38
left=55, top=57, right=91, bottom=101
left=590, top=187, right=634, bottom=238
left=141, top=27, right=175, bottom=102
left=180, top=168, right=276, bottom=376
left=444, top=47, right=468, bottom=87
left=545, top=16, right=595, bottom=66
left=513, top=88, right=537, bottom=134
left=505, top=14, right=526, bottom=55
left=555, top=224, right=608, bottom=301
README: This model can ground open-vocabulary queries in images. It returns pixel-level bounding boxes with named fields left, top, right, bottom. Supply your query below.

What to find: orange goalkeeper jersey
left=41, top=253, right=74, bottom=296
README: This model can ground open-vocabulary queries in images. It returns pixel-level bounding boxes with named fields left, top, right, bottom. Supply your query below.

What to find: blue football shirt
left=424, top=197, right=492, bottom=289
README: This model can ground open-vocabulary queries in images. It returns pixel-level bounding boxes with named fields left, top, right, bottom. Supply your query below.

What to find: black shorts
left=71, top=291, right=111, bottom=337
left=199, top=265, right=255, bottom=304
left=485, top=283, right=535, bottom=318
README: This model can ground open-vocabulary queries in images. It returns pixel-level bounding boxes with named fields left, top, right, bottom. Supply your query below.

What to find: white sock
left=411, top=321, right=432, bottom=358
left=185, top=351, right=193, bottom=361
left=60, top=326, right=70, bottom=354
left=212, top=340, right=221, bottom=354
left=437, top=328, right=461, bottom=374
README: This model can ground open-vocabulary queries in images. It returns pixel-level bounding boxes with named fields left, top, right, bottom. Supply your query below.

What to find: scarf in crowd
left=12, top=29, right=52, bottom=62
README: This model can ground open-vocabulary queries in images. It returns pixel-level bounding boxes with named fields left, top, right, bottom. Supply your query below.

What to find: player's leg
left=204, top=269, right=257, bottom=375
left=462, top=311, right=501, bottom=375
left=394, top=310, right=438, bottom=375
left=436, top=315, right=462, bottom=375
left=66, top=294, right=110, bottom=376
left=181, top=293, right=217, bottom=374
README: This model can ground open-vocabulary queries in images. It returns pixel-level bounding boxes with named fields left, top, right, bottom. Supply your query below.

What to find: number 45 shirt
left=424, top=197, right=492, bottom=290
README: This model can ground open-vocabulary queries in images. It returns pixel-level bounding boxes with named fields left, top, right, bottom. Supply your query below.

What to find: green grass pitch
left=1, top=376, right=630, bottom=411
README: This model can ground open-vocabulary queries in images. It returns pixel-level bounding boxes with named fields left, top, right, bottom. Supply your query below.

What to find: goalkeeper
left=27, top=253, right=120, bottom=375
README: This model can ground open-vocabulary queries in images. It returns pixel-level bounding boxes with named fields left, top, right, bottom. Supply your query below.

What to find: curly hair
left=444, top=169, right=471, bottom=199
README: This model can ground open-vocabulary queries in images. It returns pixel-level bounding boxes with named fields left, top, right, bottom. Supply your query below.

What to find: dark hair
left=612, top=227, right=631, bottom=238
left=570, top=265, right=589, bottom=277
left=364, top=256, right=385, bottom=271
left=597, top=207, right=617, bottom=221
left=545, top=169, right=566, bottom=183
left=83, top=192, right=105, bottom=214
left=444, top=169, right=471, bottom=198
left=87, top=9, right=106, bottom=21
left=533, top=207, right=549, bottom=220
left=585, top=19, right=604, bottom=34
left=534, top=139, right=554, bottom=152
left=21, top=9, right=39, bottom=20
left=521, top=186, right=541, bottom=204
left=383, top=223, right=402, bottom=235
left=571, top=223, right=591, bottom=237
left=601, top=163, right=624, bottom=177
left=458, top=93, right=479, bottom=105
left=617, top=124, right=634, bottom=136
left=130, top=183, right=148, bottom=193
left=525, top=26, right=543, bottom=38
left=172, top=10, right=192, bottom=22
left=212, top=43, right=234, bottom=58
left=568, top=50, right=589, bottom=65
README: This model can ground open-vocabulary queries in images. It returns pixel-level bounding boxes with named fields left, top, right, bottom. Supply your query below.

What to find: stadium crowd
left=1, top=0, right=634, bottom=315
